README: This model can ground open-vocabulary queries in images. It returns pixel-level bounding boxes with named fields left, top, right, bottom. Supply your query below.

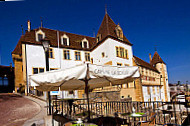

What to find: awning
left=30, top=64, right=140, bottom=91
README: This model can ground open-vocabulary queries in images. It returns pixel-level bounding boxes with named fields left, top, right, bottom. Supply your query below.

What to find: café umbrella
left=30, top=63, right=140, bottom=119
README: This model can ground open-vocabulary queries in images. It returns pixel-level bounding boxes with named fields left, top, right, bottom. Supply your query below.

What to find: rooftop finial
left=40, top=17, right=43, bottom=28
left=105, top=4, right=107, bottom=14
left=155, top=45, right=157, bottom=52
left=21, top=25, right=23, bottom=35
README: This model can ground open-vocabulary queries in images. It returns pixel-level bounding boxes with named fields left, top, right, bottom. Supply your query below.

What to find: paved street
left=0, top=93, right=40, bottom=126
left=23, top=95, right=47, bottom=126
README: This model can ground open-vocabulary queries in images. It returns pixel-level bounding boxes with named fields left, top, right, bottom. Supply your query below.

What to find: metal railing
left=49, top=99, right=190, bottom=125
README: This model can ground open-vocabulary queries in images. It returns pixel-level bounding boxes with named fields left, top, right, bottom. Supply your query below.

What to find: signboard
left=50, top=91, right=60, bottom=95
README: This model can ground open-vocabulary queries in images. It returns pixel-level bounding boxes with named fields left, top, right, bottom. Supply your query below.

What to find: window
left=115, top=24, right=123, bottom=40
left=36, top=29, right=45, bottom=41
left=61, top=34, right=69, bottom=46
left=85, top=52, right=90, bottom=61
left=39, top=68, right=44, bottom=73
left=0, top=77, right=9, bottom=86
left=96, top=34, right=101, bottom=42
left=91, top=58, right=93, bottom=64
left=125, top=49, right=128, bottom=59
left=63, top=50, right=70, bottom=60
left=102, top=52, right=105, bottom=58
left=38, top=34, right=43, bottom=41
left=75, top=51, right=81, bottom=60
left=116, top=47, right=119, bottom=57
left=49, top=48, right=54, bottom=58
left=83, top=41, right=88, bottom=48
left=33, top=68, right=44, bottom=74
left=81, top=38, right=89, bottom=48
left=117, top=63, right=122, bottom=66
left=116, top=47, right=129, bottom=59
left=69, top=91, right=74, bottom=94
left=120, top=47, right=124, bottom=58
left=3, top=77, right=8, bottom=86
left=62, top=38, right=67, bottom=46
left=0, top=77, right=2, bottom=86
left=33, top=68, right=38, bottom=74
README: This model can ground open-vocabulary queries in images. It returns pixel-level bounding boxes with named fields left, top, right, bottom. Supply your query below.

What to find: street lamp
left=41, top=38, right=51, bottom=115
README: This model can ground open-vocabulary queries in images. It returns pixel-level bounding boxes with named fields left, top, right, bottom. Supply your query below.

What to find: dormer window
left=96, top=34, right=101, bottom=42
left=115, top=24, right=123, bottom=40
left=81, top=38, right=89, bottom=48
left=36, top=29, right=45, bottom=42
left=83, top=41, right=88, bottom=48
left=38, top=34, right=43, bottom=41
left=61, top=34, right=69, bottom=46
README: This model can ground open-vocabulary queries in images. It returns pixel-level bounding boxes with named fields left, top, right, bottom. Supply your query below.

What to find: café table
left=63, top=119, right=97, bottom=126
left=128, top=112, right=147, bottom=126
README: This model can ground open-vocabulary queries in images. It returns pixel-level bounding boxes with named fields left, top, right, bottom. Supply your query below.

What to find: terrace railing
left=50, top=99, right=190, bottom=125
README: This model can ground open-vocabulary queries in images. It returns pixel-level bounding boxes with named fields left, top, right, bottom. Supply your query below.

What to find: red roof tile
left=133, top=56, right=159, bottom=73
left=96, top=13, right=131, bottom=45
left=151, top=51, right=165, bottom=65
left=12, top=28, right=96, bottom=55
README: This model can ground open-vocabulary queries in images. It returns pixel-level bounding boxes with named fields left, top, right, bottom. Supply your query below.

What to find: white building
left=12, top=13, right=170, bottom=101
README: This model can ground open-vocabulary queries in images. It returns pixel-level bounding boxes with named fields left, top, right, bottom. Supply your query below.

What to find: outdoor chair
left=139, top=112, right=156, bottom=126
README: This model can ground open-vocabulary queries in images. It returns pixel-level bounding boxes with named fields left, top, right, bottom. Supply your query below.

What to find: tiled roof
left=96, top=13, right=131, bottom=45
left=12, top=28, right=96, bottom=55
left=12, top=14, right=132, bottom=55
left=151, top=51, right=165, bottom=65
left=133, top=56, right=159, bottom=73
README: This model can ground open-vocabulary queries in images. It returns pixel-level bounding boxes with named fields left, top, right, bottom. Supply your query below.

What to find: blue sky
left=0, top=0, right=190, bottom=84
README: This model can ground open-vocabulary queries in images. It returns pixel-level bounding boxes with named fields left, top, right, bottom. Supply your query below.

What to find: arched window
left=36, top=29, right=45, bottom=41
left=61, top=34, right=69, bottom=46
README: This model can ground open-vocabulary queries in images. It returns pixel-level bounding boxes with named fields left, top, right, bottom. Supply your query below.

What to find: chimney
left=27, top=20, right=31, bottom=32
left=149, top=53, right=152, bottom=63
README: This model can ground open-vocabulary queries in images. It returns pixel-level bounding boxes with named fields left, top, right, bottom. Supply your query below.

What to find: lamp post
left=41, top=38, right=51, bottom=115
left=160, top=75, right=162, bottom=101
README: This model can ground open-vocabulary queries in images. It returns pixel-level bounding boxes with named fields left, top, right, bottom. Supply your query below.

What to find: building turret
left=151, top=51, right=170, bottom=101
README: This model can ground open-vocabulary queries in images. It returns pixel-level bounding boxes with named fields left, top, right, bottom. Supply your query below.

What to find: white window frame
left=61, top=34, right=69, bottom=46
left=81, top=38, right=89, bottom=48
left=35, top=29, right=45, bottom=42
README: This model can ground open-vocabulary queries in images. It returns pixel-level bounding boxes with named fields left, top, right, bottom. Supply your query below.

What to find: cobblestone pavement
left=0, top=93, right=40, bottom=126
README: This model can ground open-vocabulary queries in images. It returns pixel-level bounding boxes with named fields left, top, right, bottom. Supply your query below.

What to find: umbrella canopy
left=30, top=64, right=140, bottom=91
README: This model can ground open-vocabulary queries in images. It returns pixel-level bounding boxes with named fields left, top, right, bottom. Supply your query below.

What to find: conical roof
left=96, top=13, right=131, bottom=44
left=151, top=51, right=165, bottom=65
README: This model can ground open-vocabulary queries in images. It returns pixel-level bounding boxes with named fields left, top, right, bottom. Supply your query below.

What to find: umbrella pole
left=85, top=79, right=90, bottom=121
left=85, top=63, right=90, bottom=121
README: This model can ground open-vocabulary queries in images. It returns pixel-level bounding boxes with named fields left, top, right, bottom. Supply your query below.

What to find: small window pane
left=49, top=48, right=54, bottom=58
left=63, top=50, right=70, bottom=60
left=38, top=34, right=43, bottom=41
left=0, top=77, right=3, bottom=86
left=75, top=52, right=81, bottom=60
left=4, top=77, right=8, bottom=86
left=83, top=41, right=87, bottom=48
left=39, top=68, right=44, bottom=73
left=33, top=68, right=38, bottom=74
left=85, top=53, right=90, bottom=61
left=63, top=38, right=67, bottom=45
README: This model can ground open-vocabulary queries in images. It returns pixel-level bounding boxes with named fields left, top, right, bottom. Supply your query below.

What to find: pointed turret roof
left=96, top=13, right=131, bottom=44
left=151, top=51, right=165, bottom=65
